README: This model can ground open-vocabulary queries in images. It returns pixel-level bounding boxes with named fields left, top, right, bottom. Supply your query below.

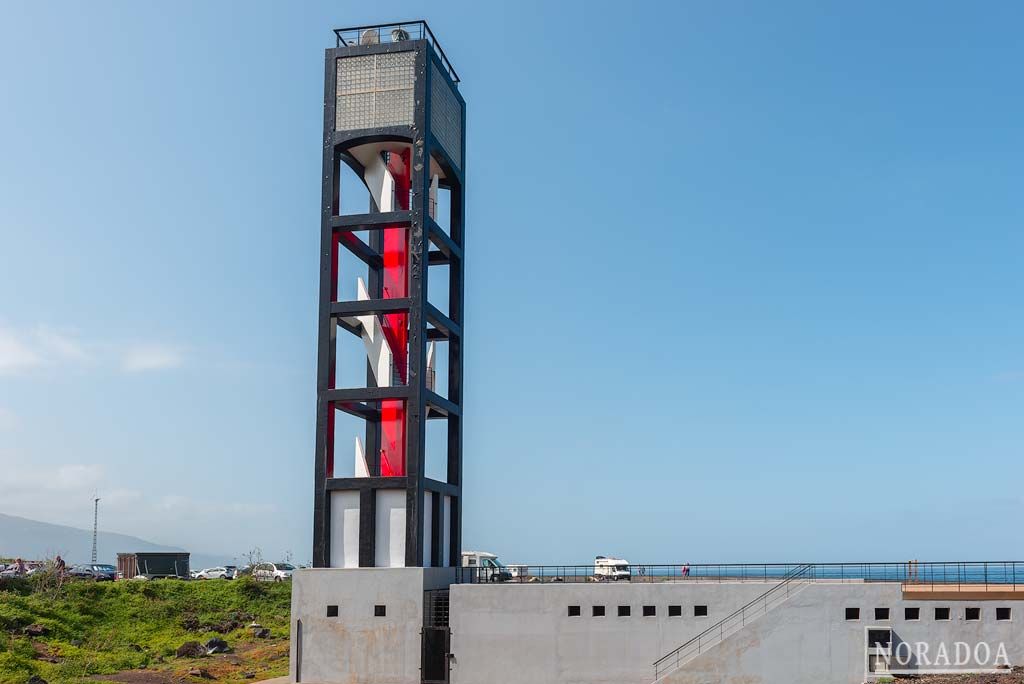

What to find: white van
left=594, top=556, right=631, bottom=581
left=461, top=551, right=513, bottom=582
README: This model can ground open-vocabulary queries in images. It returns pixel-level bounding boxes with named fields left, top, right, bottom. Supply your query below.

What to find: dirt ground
left=89, top=641, right=289, bottom=684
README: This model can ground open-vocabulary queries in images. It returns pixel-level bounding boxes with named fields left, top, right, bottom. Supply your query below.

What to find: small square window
left=567, top=605, right=580, bottom=617
left=618, top=605, right=631, bottom=617
left=694, top=605, right=708, bottom=617
left=874, top=608, right=890, bottom=620
left=905, top=607, right=920, bottom=621
left=668, top=605, right=682, bottom=617
left=374, top=605, right=386, bottom=617
left=592, top=605, right=605, bottom=617
left=966, top=607, right=980, bottom=621
left=845, top=607, right=860, bottom=621
left=997, top=607, right=1011, bottom=621
left=935, top=607, right=950, bottom=621
left=643, top=605, right=656, bottom=617
left=326, top=605, right=338, bottom=618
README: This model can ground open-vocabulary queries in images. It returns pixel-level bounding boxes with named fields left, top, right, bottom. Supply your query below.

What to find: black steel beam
left=427, top=250, right=449, bottom=265
left=447, top=73, right=467, bottom=566
left=358, top=488, right=376, bottom=567
left=430, top=489, right=443, bottom=567
left=330, top=298, right=412, bottom=317
left=312, top=47, right=340, bottom=569
left=424, top=478, right=459, bottom=498
left=331, top=211, right=412, bottom=232
left=334, top=401, right=380, bottom=421
left=402, top=45, right=429, bottom=568
left=426, top=303, right=461, bottom=339
left=325, top=386, right=411, bottom=403
left=327, top=476, right=408, bottom=491
left=338, top=232, right=382, bottom=267
left=331, top=124, right=416, bottom=149
left=425, top=390, right=461, bottom=418
left=337, top=318, right=362, bottom=337
left=427, top=217, right=462, bottom=260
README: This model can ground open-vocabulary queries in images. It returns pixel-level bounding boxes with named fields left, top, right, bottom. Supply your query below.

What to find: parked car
left=0, top=561, right=40, bottom=578
left=90, top=564, right=118, bottom=581
left=195, top=566, right=236, bottom=580
left=69, top=564, right=117, bottom=581
left=252, top=562, right=295, bottom=582
left=68, top=565, right=93, bottom=579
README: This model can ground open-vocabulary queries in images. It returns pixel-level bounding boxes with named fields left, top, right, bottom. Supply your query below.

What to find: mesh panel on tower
left=430, top=62, right=462, bottom=168
left=335, top=52, right=416, bottom=131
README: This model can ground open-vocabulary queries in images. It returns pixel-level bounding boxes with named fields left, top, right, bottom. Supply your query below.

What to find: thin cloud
left=120, top=344, right=185, bottom=372
left=0, top=324, right=89, bottom=374
left=0, top=454, right=275, bottom=552
left=0, top=323, right=185, bottom=374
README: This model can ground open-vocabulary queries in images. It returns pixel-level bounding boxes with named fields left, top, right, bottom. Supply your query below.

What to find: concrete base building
left=295, top=20, right=1024, bottom=684
left=289, top=565, right=1024, bottom=684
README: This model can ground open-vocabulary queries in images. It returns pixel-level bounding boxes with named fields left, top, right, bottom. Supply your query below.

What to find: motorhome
left=593, top=555, right=631, bottom=580
left=461, top=551, right=512, bottom=582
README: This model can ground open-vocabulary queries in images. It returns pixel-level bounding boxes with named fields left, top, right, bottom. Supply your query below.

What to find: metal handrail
left=457, top=561, right=1023, bottom=587
left=333, top=20, right=461, bottom=84
left=652, top=564, right=814, bottom=680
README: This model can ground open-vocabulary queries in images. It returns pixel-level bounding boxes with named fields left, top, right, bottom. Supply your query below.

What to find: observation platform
left=902, top=582, right=1024, bottom=600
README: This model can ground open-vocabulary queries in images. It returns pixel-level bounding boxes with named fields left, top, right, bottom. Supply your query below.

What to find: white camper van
left=594, top=556, right=631, bottom=581
left=461, top=551, right=513, bottom=582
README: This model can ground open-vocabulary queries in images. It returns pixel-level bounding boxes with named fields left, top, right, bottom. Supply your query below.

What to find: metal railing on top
left=333, top=21, right=461, bottom=85
left=456, top=561, right=1024, bottom=589
left=653, top=564, right=814, bottom=680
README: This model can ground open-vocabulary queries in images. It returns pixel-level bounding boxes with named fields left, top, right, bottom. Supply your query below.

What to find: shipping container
left=117, top=552, right=190, bottom=579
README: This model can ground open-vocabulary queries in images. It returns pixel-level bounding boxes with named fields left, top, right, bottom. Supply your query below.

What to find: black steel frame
left=313, top=28, right=466, bottom=569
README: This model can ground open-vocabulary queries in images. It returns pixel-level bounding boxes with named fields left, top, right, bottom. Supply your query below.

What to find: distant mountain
left=0, top=512, right=228, bottom=569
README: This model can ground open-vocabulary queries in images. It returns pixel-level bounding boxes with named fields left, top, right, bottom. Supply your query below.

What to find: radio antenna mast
left=91, top=495, right=100, bottom=563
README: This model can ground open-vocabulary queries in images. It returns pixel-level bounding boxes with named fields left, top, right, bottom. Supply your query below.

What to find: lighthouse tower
left=312, top=21, right=466, bottom=570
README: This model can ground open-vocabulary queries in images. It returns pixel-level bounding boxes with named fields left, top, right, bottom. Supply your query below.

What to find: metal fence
left=333, top=21, right=460, bottom=85
left=458, top=561, right=1024, bottom=589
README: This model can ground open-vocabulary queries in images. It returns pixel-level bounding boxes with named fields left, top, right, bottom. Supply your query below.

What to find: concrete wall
left=666, top=583, right=1024, bottom=684
left=293, top=574, right=1024, bottom=684
left=449, top=581, right=774, bottom=684
left=290, top=567, right=455, bottom=684
left=450, top=581, right=1024, bottom=684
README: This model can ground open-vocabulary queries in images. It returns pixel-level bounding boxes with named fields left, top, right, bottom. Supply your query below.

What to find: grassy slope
left=0, top=577, right=290, bottom=684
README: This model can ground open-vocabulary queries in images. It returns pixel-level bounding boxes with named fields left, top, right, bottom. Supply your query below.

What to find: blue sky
left=1, top=1, right=1021, bottom=565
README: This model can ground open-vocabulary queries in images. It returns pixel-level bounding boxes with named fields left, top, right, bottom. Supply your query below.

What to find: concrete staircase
left=652, top=564, right=814, bottom=683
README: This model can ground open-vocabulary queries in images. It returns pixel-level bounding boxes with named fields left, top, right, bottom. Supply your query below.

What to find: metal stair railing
left=653, top=563, right=814, bottom=681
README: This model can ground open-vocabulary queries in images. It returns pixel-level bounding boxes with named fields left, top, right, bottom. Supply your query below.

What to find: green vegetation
left=0, top=575, right=290, bottom=684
